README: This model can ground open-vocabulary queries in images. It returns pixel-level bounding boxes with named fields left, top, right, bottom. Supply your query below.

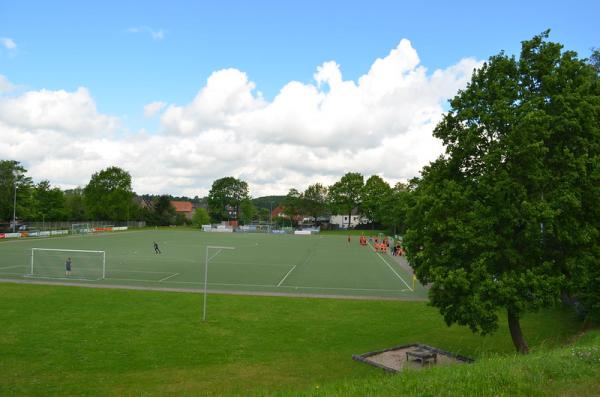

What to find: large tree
left=361, top=175, right=392, bottom=229
left=328, top=172, right=364, bottom=228
left=0, top=160, right=35, bottom=225
left=381, top=182, right=410, bottom=235
left=64, top=188, right=86, bottom=221
left=303, top=183, right=328, bottom=221
left=403, top=31, right=600, bottom=353
left=207, top=177, right=249, bottom=222
left=84, top=166, right=134, bottom=221
left=33, top=180, right=68, bottom=222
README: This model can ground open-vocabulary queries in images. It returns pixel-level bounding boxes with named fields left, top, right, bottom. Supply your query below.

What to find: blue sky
left=0, top=1, right=598, bottom=195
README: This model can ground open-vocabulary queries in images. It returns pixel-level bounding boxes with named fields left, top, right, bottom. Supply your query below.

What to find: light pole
left=269, top=201, right=273, bottom=230
left=12, top=170, right=21, bottom=233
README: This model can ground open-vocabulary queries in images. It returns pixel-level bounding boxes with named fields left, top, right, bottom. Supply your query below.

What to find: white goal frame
left=29, top=248, right=106, bottom=280
left=71, top=223, right=92, bottom=234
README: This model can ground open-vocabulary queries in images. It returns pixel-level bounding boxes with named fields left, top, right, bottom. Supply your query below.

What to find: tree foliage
left=283, top=188, right=303, bottom=224
left=303, top=183, right=328, bottom=221
left=207, top=177, right=249, bottom=222
left=328, top=172, right=364, bottom=228
left=361, top=175, right=392, bottom=227
left=0, top=160, right=35, bottom=225
left=239, top=198, right=256, bottom=225
left=33, top=180, right=68, bottom=221
left=192, top=207, right=211, bottom=227
left=403, top=31, right=600, bottom=353
left=84, top=166, right=134, bottom=221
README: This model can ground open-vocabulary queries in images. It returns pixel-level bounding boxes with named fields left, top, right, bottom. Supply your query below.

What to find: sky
left=1, top=0, right=598, bottom=197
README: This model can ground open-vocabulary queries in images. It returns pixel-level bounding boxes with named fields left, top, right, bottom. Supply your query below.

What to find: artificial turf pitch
left=0, top=230, right=427, bottom=299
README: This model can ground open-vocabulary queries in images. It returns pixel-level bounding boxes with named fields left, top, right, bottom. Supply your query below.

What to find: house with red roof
left=170, top=200, right=194, bottom=220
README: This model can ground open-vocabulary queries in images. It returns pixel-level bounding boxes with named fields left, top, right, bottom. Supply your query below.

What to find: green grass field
left=0, top=282, right=587, bottom=396
left=0, top=230, right=426, bottom=299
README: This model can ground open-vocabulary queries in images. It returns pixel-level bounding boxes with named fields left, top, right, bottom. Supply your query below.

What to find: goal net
left=71, top=223, right=92, bottom=234
left=28, top=248, right=106, bottom=281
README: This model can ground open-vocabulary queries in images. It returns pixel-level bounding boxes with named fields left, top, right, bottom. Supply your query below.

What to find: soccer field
left=0, top=230, right=427, bottom=299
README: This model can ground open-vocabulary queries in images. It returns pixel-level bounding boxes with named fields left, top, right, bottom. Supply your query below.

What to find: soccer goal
left=27, top=248, right=106, bottom=281
left=71, top=223, right=92, bottom=234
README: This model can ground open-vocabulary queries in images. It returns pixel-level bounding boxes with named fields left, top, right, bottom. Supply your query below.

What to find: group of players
left=351, top=235, right=405, bottom=256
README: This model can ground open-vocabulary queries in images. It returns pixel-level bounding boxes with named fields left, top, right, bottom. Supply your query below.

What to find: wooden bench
left=406, top=349, right=437, bottom=366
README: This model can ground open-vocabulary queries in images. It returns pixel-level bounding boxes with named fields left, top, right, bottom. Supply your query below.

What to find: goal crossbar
left=31, top=248, right=104, bottom=253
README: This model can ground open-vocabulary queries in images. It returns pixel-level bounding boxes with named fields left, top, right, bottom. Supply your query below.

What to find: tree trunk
left=507, top=309, right=529, bottom=354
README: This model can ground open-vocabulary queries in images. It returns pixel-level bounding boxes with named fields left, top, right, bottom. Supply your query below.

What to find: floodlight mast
left=203, top=245, right=235, bottom=322
left=12, top=170, right=21, bottom=233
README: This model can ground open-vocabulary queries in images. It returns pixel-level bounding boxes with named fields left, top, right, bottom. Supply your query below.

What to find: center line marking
left=158, top=273, right=179, bottom=282
left=277, top=265, right=297, bottom=287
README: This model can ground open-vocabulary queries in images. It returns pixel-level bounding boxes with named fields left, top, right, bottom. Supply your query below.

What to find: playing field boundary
left=0, top=278, right=428, bottom=301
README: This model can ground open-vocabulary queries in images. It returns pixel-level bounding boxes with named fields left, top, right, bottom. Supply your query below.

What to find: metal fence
left=21, top=220, right=146, bottom=231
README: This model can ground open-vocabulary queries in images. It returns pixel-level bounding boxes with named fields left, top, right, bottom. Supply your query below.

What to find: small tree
left=283, top=188, right=303, bottom=225
left=239, top=198, right=256, bottom=225
left=192, top=207, right=211, bottom=227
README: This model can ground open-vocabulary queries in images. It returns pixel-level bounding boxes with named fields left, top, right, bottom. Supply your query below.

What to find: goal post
left=28, top=248, right=106, bottom=281
left=71, top=223, right=92, bottom=234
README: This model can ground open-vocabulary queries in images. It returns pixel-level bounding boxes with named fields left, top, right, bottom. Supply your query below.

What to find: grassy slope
left=284, top=331, right=600, bottom=397
left=0, top=282, right=586, bottom=396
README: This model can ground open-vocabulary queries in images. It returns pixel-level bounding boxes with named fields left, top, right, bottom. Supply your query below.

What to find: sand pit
left=353, top=343, right=473, bottom=372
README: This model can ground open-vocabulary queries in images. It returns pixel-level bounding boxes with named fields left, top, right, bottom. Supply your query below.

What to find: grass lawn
left=0, top=282, right=583, bottom=396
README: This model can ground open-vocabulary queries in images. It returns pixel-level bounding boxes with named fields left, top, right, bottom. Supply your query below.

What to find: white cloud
left=1, top=37, right=16, bottom=50
left=143, top=101, right=166, bottom=118
left=126, top=26, right=165, bottom=40
left=0, top=75, right=15, bottom=93
left=0, top=87, right=118, bottom=136
left=0, top=40, right=482, bottom=197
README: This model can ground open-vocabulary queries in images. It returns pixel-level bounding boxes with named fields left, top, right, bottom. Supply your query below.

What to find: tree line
left=0, top=164, right=196, bottom=227
left=204, top=174, right=411, bottom=232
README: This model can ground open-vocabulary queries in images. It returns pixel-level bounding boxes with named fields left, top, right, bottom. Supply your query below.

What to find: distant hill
left=252, top=195, right=286, bottom=210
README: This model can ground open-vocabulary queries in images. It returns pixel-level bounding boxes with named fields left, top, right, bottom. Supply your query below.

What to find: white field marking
left=104, top=277, right=407, bottom=293
left=109, top=269, right=175, bottom=274
left=24, top=275, right=100, bottom=281
left=206, top=251, right=222, bottom=263
left=367, top=241, right=413, bottom=291
left=276, top=265, right=297, bottom=287
left=158, top=273, right=179, bottom=282
left=0, top=265, right=24, bottom=270
left=0, top=272, right=26, bottom=275
left=285, top=285, right=411, bottom=293
left=375, top=252, right=412, bottom=291
left=209, top=261, right=291, bottom=267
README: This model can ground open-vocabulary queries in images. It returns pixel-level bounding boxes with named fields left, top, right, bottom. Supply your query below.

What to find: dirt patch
left=353, top=343, right=473, bottom=372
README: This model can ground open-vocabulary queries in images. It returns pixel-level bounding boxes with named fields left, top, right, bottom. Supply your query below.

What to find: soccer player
left=153, top=241, right=161, bottom=254
left=65, top=257, right=72, bottom=276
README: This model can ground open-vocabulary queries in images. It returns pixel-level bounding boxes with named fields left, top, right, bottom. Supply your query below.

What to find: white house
left=329, top=214, right=369, bottom=229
